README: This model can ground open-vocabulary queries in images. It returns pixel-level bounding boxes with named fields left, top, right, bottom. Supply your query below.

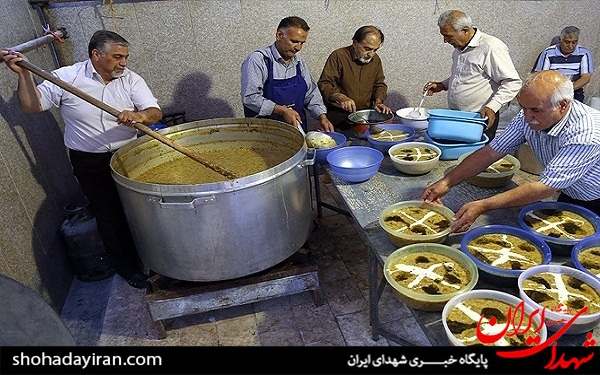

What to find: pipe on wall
left=28, top=0, right=63, bottom=68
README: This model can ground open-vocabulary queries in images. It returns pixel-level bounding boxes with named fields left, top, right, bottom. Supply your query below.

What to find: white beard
left=359, top=56, right=372, bottom=64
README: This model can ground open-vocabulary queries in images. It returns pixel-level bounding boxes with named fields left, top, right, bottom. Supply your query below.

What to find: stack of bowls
left=424, top=109, right=488, bottom=160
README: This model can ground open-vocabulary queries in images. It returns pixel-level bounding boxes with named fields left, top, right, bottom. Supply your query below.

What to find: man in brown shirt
left=318, top=25, right=392, bottom=134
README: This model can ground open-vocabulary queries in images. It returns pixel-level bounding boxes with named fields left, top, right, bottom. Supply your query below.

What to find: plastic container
left=518, top=264, right=600, bottom=334
left=148, top=122, right=167, bottom=131
left=460, top=224, right=552, bottom=286
left=442, top=289, right=547, bottom=346
left=571, top=235, right=600, bottom=280
left=424, top=132, right=488, bottom=160
left=384, top=243, right=478, bottom=311
left=365, top=124, right=415, bottom=153
left=518, top=201, right=600, bottom=256
left=311, top=131, right=346, bottom=164
left=388, top=141, right=441, bottom=175
left=458, top=152, right=521, bottom=188
left=379, top=200, right=454, bottom=247
left=395, top=107, right=429, bottom=131
left=427, top=109, right=487, bottom=143
left=326, top=146, right=383, bottom=183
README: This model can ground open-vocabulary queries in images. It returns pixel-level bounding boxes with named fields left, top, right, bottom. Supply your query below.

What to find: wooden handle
left=17, top=60, right=121, bottom=117
left=16, top=60, right=238, bottom=180
left=132, top=123, right=238, bottom=179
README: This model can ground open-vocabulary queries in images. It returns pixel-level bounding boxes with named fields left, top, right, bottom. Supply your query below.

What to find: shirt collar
left=546, top=103, right=572, bottom=136
left=84, top=59, right=130, bottom=83
left=463, top=28, right=480, bottom=50
left=555, top=44, right=581, bottom=57
left=269, top=44, right=297, bottom=65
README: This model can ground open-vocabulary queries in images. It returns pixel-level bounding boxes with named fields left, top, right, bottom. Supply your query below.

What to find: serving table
left=322, top=149, right=598, bottom=347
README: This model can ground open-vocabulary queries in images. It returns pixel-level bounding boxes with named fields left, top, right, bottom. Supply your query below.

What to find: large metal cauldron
left=110, top=118, right=314, bottom=282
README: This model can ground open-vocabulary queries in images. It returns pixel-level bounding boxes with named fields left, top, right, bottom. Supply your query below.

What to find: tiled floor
left=60, top=174, right=428, bottom=346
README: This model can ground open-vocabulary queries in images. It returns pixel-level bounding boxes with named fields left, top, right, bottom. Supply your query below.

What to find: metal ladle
left=408, top=93, right=428, bottom=118
left=352, top=112, right=384, bottom=134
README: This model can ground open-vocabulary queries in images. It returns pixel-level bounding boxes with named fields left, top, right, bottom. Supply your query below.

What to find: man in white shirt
left=424, top=10, right=522, bottom=142
left=1, top=30, right=162, bottom=289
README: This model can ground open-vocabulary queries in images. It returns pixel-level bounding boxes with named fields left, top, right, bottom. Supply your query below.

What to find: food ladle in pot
left=351, top=112, right=384, bottom=134
left=15, top=59, right=239, bottom=180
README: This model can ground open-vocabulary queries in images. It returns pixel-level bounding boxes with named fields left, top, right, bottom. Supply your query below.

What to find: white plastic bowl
left=396, top=107, right=429, bottom=131
left=518, top=264, right=600, bottom=334
left=442, top=289, right=547, bottom=346
left=388, top=142, right=441, bottom=175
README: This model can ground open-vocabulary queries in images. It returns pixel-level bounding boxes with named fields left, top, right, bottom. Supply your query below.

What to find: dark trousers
left=574, top=88, right=584, bottom=103
left=557, top=192, right=600, bottom=217
left=68, top=149, right=141, bottom=273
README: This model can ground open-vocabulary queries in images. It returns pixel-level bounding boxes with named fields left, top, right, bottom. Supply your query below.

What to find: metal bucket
left=110, top=118, right=314, bottom=282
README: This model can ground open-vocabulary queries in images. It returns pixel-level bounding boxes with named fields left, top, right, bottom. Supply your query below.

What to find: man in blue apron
left=241, top=16, right=333, bottom=133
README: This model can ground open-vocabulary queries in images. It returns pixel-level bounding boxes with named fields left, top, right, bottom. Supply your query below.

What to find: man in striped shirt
left=534, top=26, right=594, bottom=103
left=421, top=70, right=600, bottom=233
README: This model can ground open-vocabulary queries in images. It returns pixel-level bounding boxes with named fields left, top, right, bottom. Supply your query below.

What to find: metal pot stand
left=143, top=250, right=323, bottom=339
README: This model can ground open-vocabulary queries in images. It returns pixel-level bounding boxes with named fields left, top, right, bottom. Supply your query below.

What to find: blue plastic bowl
left=326, top=146, right=383, bottom=183
left=461, top=224, right=552, bottom=286
left=365, top=124, right=415, bottom=153
left=571, top=235, right=600, bottom=280
left=424, top=132, right=488, bottom=160
left=427, top=109, right=487, bottom=143
left=518, top=201, right=600, bottom=256
left=313, top=131, right=347, bottom=164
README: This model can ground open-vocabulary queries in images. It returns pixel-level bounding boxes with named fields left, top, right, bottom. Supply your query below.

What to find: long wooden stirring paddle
left=15, top=59, right=239, bottom=180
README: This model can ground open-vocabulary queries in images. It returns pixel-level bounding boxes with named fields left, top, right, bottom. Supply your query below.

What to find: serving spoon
left=408, top=93, right=428, bottom=118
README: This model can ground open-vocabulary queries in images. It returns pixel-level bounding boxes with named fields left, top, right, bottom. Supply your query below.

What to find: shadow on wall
left=0, top=92, right=83, bottom=310
left=386, top=91, right=410, bottom=112
left=162, top=72, right=234, bottom=122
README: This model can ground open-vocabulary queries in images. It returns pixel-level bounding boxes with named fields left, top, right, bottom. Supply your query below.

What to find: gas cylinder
left=60, top=204, right=114, bottom=281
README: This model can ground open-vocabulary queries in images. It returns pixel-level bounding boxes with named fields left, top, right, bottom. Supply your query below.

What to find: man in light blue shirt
left=241, top=16, right=333, bottom=132
left=422, top=70, right=600, bottom=232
